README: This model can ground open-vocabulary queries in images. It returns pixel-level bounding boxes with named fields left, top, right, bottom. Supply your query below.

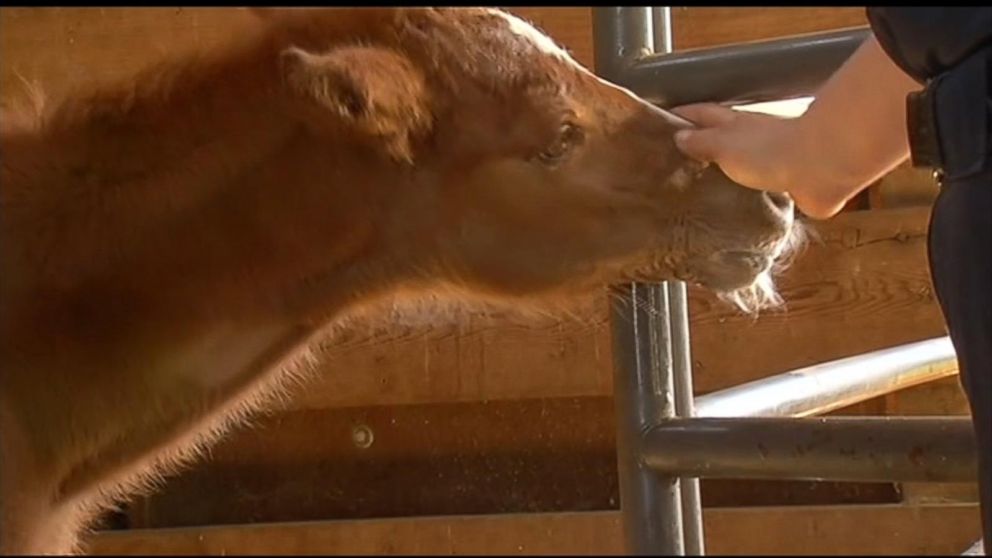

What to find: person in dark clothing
left=671, top=7, right=991, bottom=555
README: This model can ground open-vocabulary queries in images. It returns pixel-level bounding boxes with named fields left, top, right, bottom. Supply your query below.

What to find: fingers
left=670, top=103, right=737, bottom=128
left=670, top=103, right=738, bottom=162
left=673, top=128, right=724, bottom=162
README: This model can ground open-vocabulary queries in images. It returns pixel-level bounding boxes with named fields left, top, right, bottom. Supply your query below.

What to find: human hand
left=671, top=103, right=799, bottom=194
left=671, top=102, right=850, bottom=219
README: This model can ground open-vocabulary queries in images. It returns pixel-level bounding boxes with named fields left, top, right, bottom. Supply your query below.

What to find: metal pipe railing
left=601, top=8, right=708, bottom=554
left=593, top=8, right=869, bottom=107
left=642, top=417, right=977, bottom=483
left=694, top=337, right=959, bottom=418
left=593, top=7, right=655, bottom=82
left=623, top=28, right=871, bottom=106
left=594, top=7, right=974, bottom=557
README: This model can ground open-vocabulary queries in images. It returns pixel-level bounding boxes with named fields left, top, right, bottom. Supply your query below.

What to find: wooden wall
left=89, top=505, right=982, bottom=556
left=0, top=6, right=973, bottom=553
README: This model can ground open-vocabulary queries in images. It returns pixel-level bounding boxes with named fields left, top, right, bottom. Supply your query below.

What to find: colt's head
left=254, top=8, right=800, bottom=312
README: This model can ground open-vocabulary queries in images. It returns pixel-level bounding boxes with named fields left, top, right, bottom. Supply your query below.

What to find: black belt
left=906, top=83, right=945, bottom=182
left=905, top=47, right=990, bottom=183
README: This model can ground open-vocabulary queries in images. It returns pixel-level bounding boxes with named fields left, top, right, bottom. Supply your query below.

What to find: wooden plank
left=892, top=377, right=970, bottom=417
left=0, top=8, right=256, bottom=106
left=869, top=163, right=940, bottom=210
left=671, top=7, right=868, bottom=51
left=122, top=398, right=898, bottom=529
left=888, top=377, right=977, bottom=505
left=686, top=206, right=945, bottom=395
left=88, top=504, right=982, bottom=556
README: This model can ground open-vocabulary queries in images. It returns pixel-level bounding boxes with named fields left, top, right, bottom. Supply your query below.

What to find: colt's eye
left=535, top=122, right=584, bottom=165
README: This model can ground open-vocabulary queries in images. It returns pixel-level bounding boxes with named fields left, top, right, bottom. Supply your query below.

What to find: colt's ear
left=278, top=45, right=433, bottom=163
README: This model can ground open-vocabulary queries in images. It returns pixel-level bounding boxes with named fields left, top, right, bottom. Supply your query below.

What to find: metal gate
left=595, top=7, right=978, bottom=555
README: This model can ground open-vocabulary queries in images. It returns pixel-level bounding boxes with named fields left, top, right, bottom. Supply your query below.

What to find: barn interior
left=0, top=7, right=980, bottom=555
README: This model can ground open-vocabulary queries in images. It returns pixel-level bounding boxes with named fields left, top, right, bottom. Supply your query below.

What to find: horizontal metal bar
left=642, top=417, right=977, bottom=483
left=611, top=27, right=871, bottom=107
left=694, top=337, right=958, bottom=418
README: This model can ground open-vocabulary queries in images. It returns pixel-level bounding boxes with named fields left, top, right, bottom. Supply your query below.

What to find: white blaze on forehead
left=487, top=9, right=577, bottom=63
left=487, top=9, right=691, bottom=130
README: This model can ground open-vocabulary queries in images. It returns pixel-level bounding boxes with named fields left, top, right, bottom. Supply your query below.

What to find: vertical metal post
left=599, top=6, right=695, bottom=556
left=592, top=7, right=654, bottom=81
left=651, top=6, right=673, bottom=54
left=669, top=281, right=705, bottom=556
left=610, top=283, right=685, bottom=555
left=654, top=7, right=705, bottom=555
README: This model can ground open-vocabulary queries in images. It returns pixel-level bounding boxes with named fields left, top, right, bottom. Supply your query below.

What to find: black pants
left=928, top=167, right=992, bottom=551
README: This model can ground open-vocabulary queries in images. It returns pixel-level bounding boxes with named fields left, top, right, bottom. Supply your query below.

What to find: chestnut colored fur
left=0, top=8, right=797, bottom=554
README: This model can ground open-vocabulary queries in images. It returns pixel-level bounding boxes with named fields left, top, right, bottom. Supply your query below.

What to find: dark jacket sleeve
left=867, top=7, right=992, bottom=83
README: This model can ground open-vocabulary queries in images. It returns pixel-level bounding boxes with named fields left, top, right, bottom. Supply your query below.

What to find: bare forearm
left=787, top=35, right=922, bottom=218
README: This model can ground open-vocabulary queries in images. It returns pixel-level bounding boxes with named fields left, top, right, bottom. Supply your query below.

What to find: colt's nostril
left=763, top=191, right=794, bottom=214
